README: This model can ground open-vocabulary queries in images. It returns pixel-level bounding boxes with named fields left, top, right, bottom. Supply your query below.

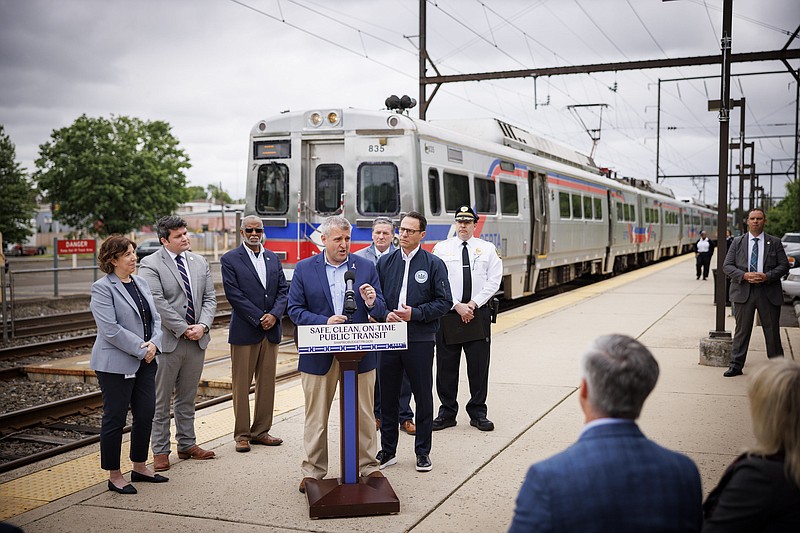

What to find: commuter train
left=243, top=107, right=721, bottom=299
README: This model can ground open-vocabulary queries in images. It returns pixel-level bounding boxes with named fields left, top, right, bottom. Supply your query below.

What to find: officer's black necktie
left=461, top=241, right=472, bottom=303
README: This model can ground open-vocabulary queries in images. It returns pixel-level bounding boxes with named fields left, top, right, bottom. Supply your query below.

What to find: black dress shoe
left=432, top=417, right=457, bottom=431
left=130, top=471, right=169, bottom=483
left=107, top=480, right=137, bottom=494
left=470, top=418, right=495, bottom=431
left=723, top=367, right=743, bottom=377
left=415, top=454, right=432, bottom=472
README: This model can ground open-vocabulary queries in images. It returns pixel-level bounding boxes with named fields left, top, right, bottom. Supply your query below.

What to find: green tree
left=0, top=124, right=38, bottom=243
left=34, top=114, right=191, bottom=236
left=184, top=185, right=208, bottom=202
left=765, top=179, right=800, bottom=237
left=207, top=183, right=233, bottom=204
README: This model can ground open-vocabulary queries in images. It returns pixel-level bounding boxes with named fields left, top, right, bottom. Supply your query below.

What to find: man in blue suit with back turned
left=288, top=215, right=387, bottom=494
left=509, top=334, right=702, bottom=533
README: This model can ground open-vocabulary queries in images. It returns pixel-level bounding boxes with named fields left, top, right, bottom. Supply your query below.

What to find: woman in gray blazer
left=91, top=235, right=166, bottom=494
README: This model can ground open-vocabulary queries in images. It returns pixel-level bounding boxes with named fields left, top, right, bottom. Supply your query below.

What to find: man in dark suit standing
left=139, top=216, right=217, bottom=471
left=722, top=208, right=789, bottom=377
left=375, top=212, right=452, bottom=473
left=509, top=334, right=702, bottom=532
left=221, top=215, right=288, bottom=453
left=355, top=217, right=416, bottom=436
left=287, top=216, right=387, bottom=493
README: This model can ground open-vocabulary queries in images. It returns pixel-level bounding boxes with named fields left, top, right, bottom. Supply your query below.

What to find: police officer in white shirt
left=432, top=206, right=502, bottom=432
left=694, top=230, right=714, bottom=280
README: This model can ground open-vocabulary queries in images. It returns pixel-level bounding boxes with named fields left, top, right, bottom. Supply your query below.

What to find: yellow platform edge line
left=0, top=384, right=306, bottom=521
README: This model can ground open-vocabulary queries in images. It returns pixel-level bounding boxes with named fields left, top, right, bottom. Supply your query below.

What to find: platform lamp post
left=699, top=0, right=734, bottom=367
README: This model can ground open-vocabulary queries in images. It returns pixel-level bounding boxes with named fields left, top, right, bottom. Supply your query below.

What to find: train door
left=526, top=171, right=548, bottom=292
left=299, top=140, right=346, bottom=252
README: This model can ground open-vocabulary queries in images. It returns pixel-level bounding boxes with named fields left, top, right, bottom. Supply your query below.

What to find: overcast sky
left=1, top=0, right=797, bottom=205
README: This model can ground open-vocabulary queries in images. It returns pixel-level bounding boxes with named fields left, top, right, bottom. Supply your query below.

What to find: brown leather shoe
left=250, top=433, right=283, bottom=446
left=375, top=418, right=380, bottom=431
left=177, top=445, right=215, bottom=460
left=366, top=470, right=384, bottom=478
left=153, top=453, right=170, bottom=472
left=235, top=440, right=251, bottom=453
left=299, top=477, right=315, bottom=494
left=400, top=420, right=416, bottom=435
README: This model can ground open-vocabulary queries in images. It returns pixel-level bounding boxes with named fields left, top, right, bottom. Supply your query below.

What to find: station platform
left=2, top=254, right=799, bottom=532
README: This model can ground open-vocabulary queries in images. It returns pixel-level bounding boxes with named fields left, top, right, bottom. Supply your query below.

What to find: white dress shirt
left=433, top=236, right=503, bottom=308
left=748, top=232, right=765, bottom=273
left=242, top=243, right=267, bottom=287
left=397, top=245, right=420, bottom=308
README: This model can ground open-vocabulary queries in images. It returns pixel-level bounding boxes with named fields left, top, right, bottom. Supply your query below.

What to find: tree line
left=0, top=115, right=237, bottom=244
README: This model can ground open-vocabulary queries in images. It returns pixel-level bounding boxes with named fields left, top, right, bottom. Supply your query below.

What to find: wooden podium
left=303, top=349, right=400, bottom=518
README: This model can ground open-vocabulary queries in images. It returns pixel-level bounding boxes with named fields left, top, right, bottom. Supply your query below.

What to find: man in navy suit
left=287, top=216, right=387, bottom=493
left=354, top=217, right=416, bottom=436
left=221, top=215, right=288, bottom=453
left=722, top=208, right=789, bottom=377
left=375, top=211, right=452, bottom=473
left=509, top=334, right=702, bottom=532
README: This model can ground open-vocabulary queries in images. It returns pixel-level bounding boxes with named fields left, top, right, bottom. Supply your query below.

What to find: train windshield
left=357, top=162, right=399, bottom=215
left=255, top=163, right=289, bottom=215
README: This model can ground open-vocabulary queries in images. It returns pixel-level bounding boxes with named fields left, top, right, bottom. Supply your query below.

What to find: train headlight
left=307, top=112, right=323, bottom=127
left=257, top=122, right=267, bottom=132
left=387, top=115, right=400, bottom=128
left=327, top=111, right=340, bottom=126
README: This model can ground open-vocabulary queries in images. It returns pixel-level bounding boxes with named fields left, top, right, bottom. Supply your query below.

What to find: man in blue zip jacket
left=375, top=211, right=452, bottom=472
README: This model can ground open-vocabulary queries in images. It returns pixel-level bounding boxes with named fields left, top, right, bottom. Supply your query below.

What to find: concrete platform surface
left=3, top=254, right=799, bottom=532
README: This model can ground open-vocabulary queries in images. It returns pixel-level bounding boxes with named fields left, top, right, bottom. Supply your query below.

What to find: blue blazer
left=376, top=248, right=452, bottom=342
left=90, top=273, right=163, bottom=375
left=221, top=244, right=288, bottom=345
left=509, top=421, right=702, bottom=533
left=287, top=253, right=386, bottom=375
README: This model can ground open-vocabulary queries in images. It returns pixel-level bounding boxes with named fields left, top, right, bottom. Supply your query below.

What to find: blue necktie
left=749, top=238, right=759, bottom=273
left=175, top=254, right=196, bottom=323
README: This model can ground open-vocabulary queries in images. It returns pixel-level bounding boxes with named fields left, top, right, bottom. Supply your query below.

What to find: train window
left=654, top=210, right=660, bottom=223
left=444, top=171, right=470, bottom=212
left=616, top=202, right=623, bottom=221
left=357, top=162, right=399, bottom=216
left=475, top=177, right=497, bottom=214
left=255, top=163, right=289, bottom=215
left=583, top=196, right=592, bottom=220
left=624, top=204, right=632, bottom=221
left=500, top=182, right=518, bottom=215
left=571, top=194, right=582, bottom=219
left=315, top=164, right=343, bottom=214
left=559, top=192, right=571, bottom=219
left=428, top=168, right=441, bottom=215
left=594, top=198, right=602, bottom=220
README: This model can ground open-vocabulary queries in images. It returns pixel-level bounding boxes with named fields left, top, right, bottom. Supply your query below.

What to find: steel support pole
left=712, top=0, right=733, bottom=338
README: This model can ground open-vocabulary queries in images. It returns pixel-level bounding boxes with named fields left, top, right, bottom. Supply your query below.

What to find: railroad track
left=0, top=360, right=300, bottom=474
left=0, top=299, right=233, bottom=364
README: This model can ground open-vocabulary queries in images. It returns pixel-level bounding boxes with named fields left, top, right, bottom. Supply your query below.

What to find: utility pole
left=711, top=0, right=733, bottom=341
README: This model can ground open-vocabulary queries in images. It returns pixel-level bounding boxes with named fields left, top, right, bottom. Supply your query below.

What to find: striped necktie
left=175, top=254, right=196, bottom=323
left=749, top=238, right=759, bottom=272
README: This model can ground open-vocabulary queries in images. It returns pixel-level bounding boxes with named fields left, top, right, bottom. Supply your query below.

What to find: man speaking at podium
left=288, top=216, right=387, bottom=493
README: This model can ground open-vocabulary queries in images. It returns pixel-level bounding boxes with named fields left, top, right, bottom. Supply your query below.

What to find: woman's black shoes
left=107, top=480, right=137, bottom=494
left=130, top=471, right=169, bottom=483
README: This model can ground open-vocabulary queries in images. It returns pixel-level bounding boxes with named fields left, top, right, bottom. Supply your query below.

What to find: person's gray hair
left=319, top=215, right=351, bottom=236
left=372, top=217, right=393, bottom=228
left=241, top=215, right=263, bottom=229
left=581, top=334, right=659, bottom=419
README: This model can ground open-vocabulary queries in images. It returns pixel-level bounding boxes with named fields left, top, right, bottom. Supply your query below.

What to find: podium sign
left=297, top=322, right=407, bottom=353
left=296, top=322, right=404, bottom=518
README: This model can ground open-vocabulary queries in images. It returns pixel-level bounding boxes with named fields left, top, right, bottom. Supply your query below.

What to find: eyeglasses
left=398, top=227, right=421, bottom=235
left=244, top=227, right=264, bottom=234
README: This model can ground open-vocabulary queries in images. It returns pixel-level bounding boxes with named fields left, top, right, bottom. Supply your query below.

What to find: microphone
left=343, top=270, right=357, bottom=315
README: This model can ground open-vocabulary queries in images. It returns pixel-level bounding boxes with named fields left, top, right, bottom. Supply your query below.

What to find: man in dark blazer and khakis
left=139, top=216, right=217, bottom=471
left=220, top=215, right=288, bottom=452
left=722, top=208, right=789, bottom=377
